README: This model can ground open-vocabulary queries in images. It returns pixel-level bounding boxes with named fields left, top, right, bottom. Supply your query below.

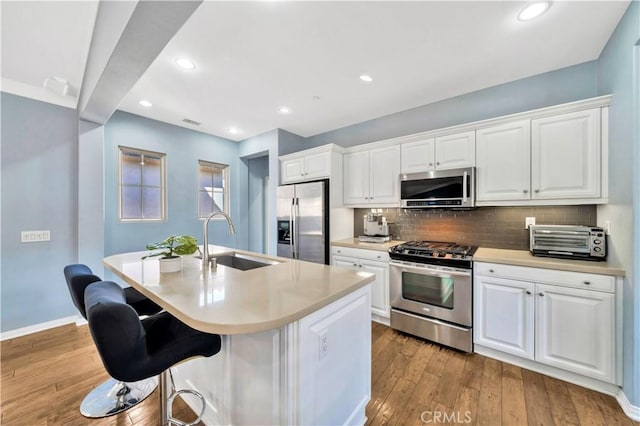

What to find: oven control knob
left=594, top=239, right=601, bottom=244
left=594, top=247, right=602, bottom=252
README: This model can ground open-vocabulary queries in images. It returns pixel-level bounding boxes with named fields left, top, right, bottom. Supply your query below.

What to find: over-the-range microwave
left=400, top=167, right=475, bottom=208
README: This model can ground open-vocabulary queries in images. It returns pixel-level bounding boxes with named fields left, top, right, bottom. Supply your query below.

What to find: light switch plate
left=21, top=230, right=51, bottom=242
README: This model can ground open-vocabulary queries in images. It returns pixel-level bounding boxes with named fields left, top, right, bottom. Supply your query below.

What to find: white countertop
left=103, top=246, right=374, bottom=335
left=474, top=247, right=625, bottom=276
left=331, top=238, right=405, bottom=252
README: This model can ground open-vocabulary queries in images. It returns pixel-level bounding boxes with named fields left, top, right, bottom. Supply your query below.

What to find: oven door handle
left=390, top=261, right=471, bottom=278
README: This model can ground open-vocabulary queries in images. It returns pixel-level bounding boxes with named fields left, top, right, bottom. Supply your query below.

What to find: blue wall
left=596, top=0, right=640, bottom=407
left=104, top=111, right=242, bottom=257
left=239, top=129, right=280, bottom=255
left=248, top=156, right=269, bottom=253
left=303, top=61, right=598, bottom=148
left=1, top=93, right=79, bottom=332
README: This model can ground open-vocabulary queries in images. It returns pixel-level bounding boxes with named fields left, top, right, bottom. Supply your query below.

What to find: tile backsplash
left=354, top=206, right=597, bottom=250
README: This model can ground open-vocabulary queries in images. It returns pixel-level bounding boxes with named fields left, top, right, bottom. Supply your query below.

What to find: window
left=119, top=147, right=166, bottom=221
left=198, top=160, right=229, bottom=218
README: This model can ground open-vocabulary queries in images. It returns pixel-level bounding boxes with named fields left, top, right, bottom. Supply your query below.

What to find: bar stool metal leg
left=160, top=369, right=207, bottom=426
left=80, top=376, right=157, bottom=418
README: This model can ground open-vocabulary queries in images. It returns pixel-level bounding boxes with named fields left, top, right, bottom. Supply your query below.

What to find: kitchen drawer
left=474, top=262, right=615, bottom=293
left=331, top=246, right=390, bottom=262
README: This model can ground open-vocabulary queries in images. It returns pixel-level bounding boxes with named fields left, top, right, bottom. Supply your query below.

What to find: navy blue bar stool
left=63, top=264, right=162, bottom=417
left=85, top=280, right=222, bottom=426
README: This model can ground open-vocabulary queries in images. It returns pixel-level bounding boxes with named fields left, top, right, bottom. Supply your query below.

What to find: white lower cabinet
left=535, top=283, right=615, bottom=382
left=331, top=246, right=390, bottom=321
left=474, top=275, right=535, bottom=359
left=474, top=262, right=618, bottom=385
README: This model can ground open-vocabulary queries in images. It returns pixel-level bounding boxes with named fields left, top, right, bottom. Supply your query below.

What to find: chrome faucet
left=202, top=211, right=236, bottom=270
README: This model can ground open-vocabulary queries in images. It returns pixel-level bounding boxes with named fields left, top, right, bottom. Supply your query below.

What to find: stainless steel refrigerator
left=277, top=180, right=329, bottom=264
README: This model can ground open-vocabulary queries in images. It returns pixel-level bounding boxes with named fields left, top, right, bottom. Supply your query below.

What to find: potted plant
left=142, top=235, right=198, bottom=273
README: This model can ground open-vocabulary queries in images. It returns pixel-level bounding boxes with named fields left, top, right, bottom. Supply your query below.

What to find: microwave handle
left=463, top=170, right=468, bottom=202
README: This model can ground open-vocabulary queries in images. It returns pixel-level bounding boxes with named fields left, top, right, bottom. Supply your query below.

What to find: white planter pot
left=159, top=256, right=183, bottom=273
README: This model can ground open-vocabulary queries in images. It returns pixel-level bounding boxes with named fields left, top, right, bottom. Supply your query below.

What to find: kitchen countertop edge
left=331, top=238, right=405, bottom=252
left=474, top=247, right=625, bottom=276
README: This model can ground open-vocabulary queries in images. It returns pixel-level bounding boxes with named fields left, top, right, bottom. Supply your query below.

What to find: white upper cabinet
left=281, top=151, right=331, bottom=184
left=434, top=131, right=476, bottom=170
left=476, top=120, right=531, bottom=201
left=343, top=151, right=370, bottom=205
left=400, top=138, right=435, bottom=173
left=347, top=96, right=609, bottom=206
left=344, top=145, right=400, bottom=206
left=400, top=132, right=475, bottom=174
left=531, top=109, right=600, bottom=199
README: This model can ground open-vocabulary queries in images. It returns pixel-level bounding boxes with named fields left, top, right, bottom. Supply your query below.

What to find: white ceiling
left=1, top=1, right=630, bottom=141
left=1, top=0, right=98, bottom=109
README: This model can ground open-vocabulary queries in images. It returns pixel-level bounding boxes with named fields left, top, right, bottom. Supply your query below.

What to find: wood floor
left=366, top=322, right=637, bottom=426
left=0, top=323, right=200, bottom=426
left=1, top=322, right=636, bottom=425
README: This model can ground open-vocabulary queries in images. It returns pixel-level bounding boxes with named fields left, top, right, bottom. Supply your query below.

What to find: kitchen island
left=104, top=246, right=375, bottom=425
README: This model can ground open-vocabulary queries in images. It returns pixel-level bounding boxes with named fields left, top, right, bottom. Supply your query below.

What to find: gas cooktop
left=388, top=240, right=477, bottom=268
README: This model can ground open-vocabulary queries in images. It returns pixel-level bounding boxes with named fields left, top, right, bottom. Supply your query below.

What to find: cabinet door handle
left=436, top=162, right=440, bottom=166
left=583, top=281, right=591, bottom=285
left=526, top=291, right=532, bottom=295
left=523, top=189, right=528, bottom=194
left=353, top=263, right=357, bottom=267
left=534, top=189, right=540, bottom=193
left=539, top=292, right=544, bottom=297
left=337, top=250, right=341, bottom=253
left=489, top=269, right=494, bottom=273
left=429, top=162, right=433, bottom=166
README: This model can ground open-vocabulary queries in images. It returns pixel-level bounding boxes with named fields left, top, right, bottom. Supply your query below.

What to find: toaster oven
left=529, top=225, right=606, bottom=260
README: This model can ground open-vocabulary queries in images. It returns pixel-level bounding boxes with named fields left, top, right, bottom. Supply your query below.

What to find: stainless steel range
left=388, top=241, right=477, bottom=352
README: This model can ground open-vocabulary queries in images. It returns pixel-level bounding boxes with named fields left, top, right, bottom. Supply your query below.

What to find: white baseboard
left=616, top=389, right=640, bottom=421
left=0, top=315, right=80, bottom=341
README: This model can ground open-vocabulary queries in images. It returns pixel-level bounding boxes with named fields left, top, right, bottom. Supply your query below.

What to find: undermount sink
left=197, top=252, right=279, bottom=271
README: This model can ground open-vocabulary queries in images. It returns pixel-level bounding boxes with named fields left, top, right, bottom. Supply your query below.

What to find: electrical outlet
left=525, top=217, right=536, bottom=229
left=21, top=230, right=50, bottom=242
left=319, top=331, right=328, bottom=359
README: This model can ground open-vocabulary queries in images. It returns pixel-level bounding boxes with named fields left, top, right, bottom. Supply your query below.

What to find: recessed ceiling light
left=139, top=100, right=152, bottom=107
left=360, top=74, right=373, bottom=83
left=278, top=106, right=292, bottom=115
left=175, top=57, right=196, bottom=70
left=227, top=127, right=241, bottom=135
left=518, top=1, right=551, bottom=21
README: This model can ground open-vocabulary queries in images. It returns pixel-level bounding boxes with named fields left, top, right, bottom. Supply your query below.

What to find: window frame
left=118, top=146, right=167, bottom=222
left=197, top=159, right=230, bottom=220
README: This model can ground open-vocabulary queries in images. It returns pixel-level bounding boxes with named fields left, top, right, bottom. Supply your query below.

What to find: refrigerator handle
left=295, top=198, right=301, bottom=259
left=290, top=198, right=296, bottom=259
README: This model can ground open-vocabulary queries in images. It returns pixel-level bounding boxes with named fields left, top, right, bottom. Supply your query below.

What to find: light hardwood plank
left=476, top=357, right=502, bottom=425
left=1, top=322, right=636, bottom=426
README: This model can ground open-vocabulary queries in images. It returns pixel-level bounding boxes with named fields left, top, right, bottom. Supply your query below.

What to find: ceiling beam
left=79, top=0, right=202, bottom=124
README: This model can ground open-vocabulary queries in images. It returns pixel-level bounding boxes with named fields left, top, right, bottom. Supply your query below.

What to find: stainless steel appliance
left=277, top=180, right=329, bottom=264
left=530, top=224, right=606, bottom=260
left=359, top=213, right=391, bottom=243
left=400, top=167, right=475, bottom=209
left=389, top=241, right=477, bottom=352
